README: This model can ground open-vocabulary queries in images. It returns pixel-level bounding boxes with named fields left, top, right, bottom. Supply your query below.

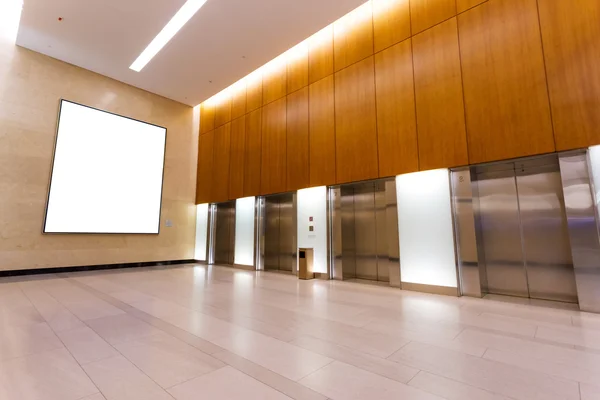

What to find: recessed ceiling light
left=130, top=0, right=208, bottom=72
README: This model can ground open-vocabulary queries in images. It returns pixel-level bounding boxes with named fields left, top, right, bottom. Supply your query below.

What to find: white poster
left=44, top=100, right=167, bottom=234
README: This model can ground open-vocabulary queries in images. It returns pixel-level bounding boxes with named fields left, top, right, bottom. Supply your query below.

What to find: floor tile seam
left=163, top=364, right=228, bottom=391
left=227, top=363, right=313, bottom=400
left=81, top=354, right=178, bottom=400
left=17, top=284, right=85, bottom=329
left=463, top=325, right=550, bottom=344
left=474, top=346, right=587, bottom=391
left=211, top=350, right=328, bottom=400
left=462, top=305, right=579, bottom=324
left=48, top=294, right=178, bottom=398
left=295, top=359, right=336, bottom=384
left=291, top=336, right=420, bottom=384
left=359, top=321, right=462, bottom=344
left=3, top=284, right=41, bottom=317
left=385, top=340, right=413, bottom=361
left=293, top=333, right=393, bottom=363
left=479, top=310, right=578, bottom=328
left=385, top=353, right=526, bottom=400
left=455, top=330, right=600, bottom=373
left=70, top=278, right=232, bottom=362
left=75, top=393, right=104, bottom=400
left=21, top=287, right=106, bottom=398
left=481, top=347, right=600, bottom=388
left=66, top=278, right=224, bottom=397
left=408, top=370, right=523, bottom=400
left=14, top=285, right=77, bottom=352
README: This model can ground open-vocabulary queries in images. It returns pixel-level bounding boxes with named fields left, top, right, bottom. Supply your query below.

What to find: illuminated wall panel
left=396, top=169, right=457, bottom=288
left=195, top=203, right=208, bottom=261
left=234, top=196, right=255, bottom=266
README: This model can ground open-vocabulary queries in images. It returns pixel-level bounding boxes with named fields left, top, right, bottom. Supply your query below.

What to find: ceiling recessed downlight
left=130, top=0, right=208, bottom=72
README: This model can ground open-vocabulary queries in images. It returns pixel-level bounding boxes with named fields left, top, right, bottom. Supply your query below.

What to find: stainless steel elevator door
left=375, top=181, right=390, bottom=282
left=341, top=186, right=357, bottom=278
left=354, top=183, right=378, bottom=281
left=264, top=193, right=295, bottom=272
left=474, top=155, right=578, bottom=303
left=264, top=199, right=280, bottom=271
left=339, top=180, right=394, bottom=282
left=214, top=201, right=235, bottom=265
left=515, top=161, right=578, bottom=303
left=477, top=169, right=529, bottom=298
left=278, top=198, right=295, bottom=272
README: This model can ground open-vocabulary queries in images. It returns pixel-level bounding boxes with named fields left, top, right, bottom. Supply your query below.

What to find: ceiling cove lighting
left=200, top=0, right=371, bottom=107
left=130, top=0, right=207, bottom=72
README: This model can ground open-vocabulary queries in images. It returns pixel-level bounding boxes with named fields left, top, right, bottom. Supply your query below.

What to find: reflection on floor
left=482, top=293, right=581, bottom=311
left=0, top=264, right=599, bottom=400
left=345, top=278, right=391, bottom=288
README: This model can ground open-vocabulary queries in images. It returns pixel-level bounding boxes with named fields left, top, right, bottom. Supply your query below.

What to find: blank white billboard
left=44, top=100, right=167, bottom=234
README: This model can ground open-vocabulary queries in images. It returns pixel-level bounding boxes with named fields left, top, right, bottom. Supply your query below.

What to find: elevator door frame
left=257, top=192, right=298, bottom=274
left=465, top=154, right=579, bottom=304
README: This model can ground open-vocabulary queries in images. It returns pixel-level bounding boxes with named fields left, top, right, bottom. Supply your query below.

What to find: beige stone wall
left=0, top=42, right=197, bottom=271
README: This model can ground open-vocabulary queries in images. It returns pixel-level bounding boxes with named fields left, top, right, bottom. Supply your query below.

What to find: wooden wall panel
left=212, top=123, right=231, bottom=202
left=244, top=109, right=262, bottom=197
left=373, top=0, right=411, bottom=53
left=286, top=88, right=310, bottom=191
left=333, top=3, right=374, bottom=72
left=263, top=62, right=287, bottom=105
left=287, top=48, right=309, bottom=94
left=199, top=102, right=215, bottom=134
left=413, top=18, right=468, bottom=170
left=246, top=75, right=263, bottom=112
left=214, top=97, right=232, bottom=128
left=308, top=26, right=334, bottom=84
left=198, top=0, right=599, bottom=201
left=228, top=117, right=246, bottom=199
left=309, top=76, right=336, bottom=187
left=457, top=0, right=486, bottom=13
left=231, top=83, right=247, bottom=120
left=458, top=0, right=554, bottom=164
left=410, top=0, right=457, bottom=35
left=538, top=0, right=600, bottom=150
left=195, top=130, right=214, bottom=204
left=334, top=56, right=379, bottom=183
left=260, top=98, right=287, bottom=194
left=374, top=39, right=419, bottom=177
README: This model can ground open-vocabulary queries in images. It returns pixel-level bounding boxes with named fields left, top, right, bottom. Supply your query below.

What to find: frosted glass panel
left=235, top=197, right=255, bottom=266
left=195, top=204, right=208, bottom=261
left=396, top=169, right=457, bottom=288
left=297, top=186, right=327, bottom=273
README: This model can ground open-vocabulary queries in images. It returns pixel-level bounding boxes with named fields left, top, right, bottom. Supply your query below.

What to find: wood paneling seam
left=370, top=9, right=382, bottom=177
left=332, top=66, right=338, bottom=184
left=455, top=11, right=472, bottom=166
left=456, top=0, right=490, bottom=14
left=408, top=0, right=421, bottom=170
left=534, top=0, right=557, bottom=150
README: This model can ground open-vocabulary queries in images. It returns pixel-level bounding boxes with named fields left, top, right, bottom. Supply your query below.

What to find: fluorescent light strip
left=130, top=0, right=207, bottom=72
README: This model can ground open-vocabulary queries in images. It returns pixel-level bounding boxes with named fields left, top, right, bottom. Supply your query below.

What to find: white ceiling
left=16, top=0, right=365, bottom=106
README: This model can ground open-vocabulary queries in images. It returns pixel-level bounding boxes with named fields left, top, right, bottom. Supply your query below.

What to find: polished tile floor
left=1, top=264, right=600, bottom=400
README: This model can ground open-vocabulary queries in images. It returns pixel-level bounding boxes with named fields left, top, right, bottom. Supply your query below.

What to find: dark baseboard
left=0, top=259, right=197, bottom=278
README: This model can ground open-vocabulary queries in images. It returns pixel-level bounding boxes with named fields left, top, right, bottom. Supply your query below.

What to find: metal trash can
left=298, top=248, right=314, bottom=280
